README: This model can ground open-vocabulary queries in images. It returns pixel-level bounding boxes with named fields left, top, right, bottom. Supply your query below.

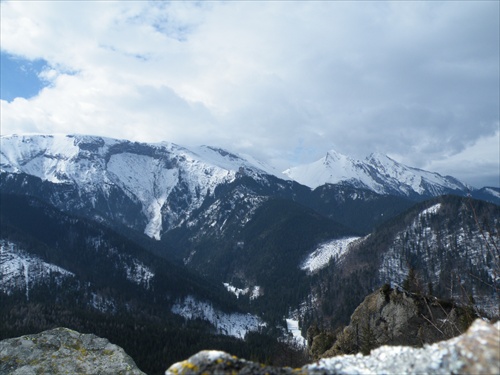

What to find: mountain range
left=1, top=133, right=498, bottom=374
left=1, top=134, right=497, bottom=239
left=284, top=149, right=472, bottom=197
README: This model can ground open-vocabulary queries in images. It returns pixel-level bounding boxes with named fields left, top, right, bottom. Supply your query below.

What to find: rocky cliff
left=166, top=319, right=499, bottom=375
left=310, top=285, right=478, bottom=359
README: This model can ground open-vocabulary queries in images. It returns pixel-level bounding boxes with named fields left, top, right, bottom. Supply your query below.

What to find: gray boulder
left=0, top=327, right=144, bottom=375
left=166, top=319, right=500, bottom=375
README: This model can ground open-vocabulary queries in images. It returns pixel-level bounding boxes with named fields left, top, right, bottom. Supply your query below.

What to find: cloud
left=425, top=130, right=500, bottom=188
left=0, top=1, right=498, bottom=186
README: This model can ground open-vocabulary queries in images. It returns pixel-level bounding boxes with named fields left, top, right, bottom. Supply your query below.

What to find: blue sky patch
left=0, top=51, right=50, bottom=102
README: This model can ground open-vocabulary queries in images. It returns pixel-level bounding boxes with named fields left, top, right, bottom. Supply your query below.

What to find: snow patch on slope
left=124, top=260, right=154, bottom=289
left=107, top=153, right=179, bottom=240
left=223, top=283, right=248, bottom=298
left=301, top=236, right=361, bottom=273
left=90, top=292, right=117, bottom=314
left=0, top=240, right=74, bottom=299
left=223, top=283, right=262, bottom=300
left=0, top=134, right=116, bottom=185
left=485, top=188, right=500, bottom=199
left=285, top=318, right=307, bottom=347
left=0, top=135, right=78, bottom=182
left=171, top=295, right=265, bottom=338
left=420, top=203, right=442, bottom=217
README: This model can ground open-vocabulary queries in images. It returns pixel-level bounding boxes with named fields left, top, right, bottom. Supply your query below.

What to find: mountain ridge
left=283, top=148, right=475, bottom=198
left=0, top=134, right=277, bottom=240
left=305, top=194, right=499, bottom=331
left=2, top=133, right=497, bottom=195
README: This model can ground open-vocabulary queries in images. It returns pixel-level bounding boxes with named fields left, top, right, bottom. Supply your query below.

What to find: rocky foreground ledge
left=166, top=319, right=500, bottom=375
left=0, top=327, right=145, bottom=375
left=0, top=319, right=498, bottom=374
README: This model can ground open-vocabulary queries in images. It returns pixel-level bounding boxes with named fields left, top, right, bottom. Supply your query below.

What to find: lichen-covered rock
left=165, top=319, right=500, bottom=375
left=166, top=350, right=297, bottom=375
left=0, top=327, right=145, bottom=375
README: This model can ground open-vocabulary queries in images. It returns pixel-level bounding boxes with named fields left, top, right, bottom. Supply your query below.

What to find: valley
left=1, top=134, right=498, bottom=374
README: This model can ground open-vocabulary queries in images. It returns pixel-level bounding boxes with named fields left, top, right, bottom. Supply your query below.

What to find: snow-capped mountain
left=0, top=134, right=277, bottom=240
left=2, top=133, right=498, bottom=367
left=283, top=150, right=471, bottom=198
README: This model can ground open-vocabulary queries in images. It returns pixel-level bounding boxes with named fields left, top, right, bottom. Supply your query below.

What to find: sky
left=0, top=1, right=499, bottom=188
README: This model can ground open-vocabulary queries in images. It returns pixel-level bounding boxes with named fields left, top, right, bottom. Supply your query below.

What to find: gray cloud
left=0, top=1, right=498, bottom=187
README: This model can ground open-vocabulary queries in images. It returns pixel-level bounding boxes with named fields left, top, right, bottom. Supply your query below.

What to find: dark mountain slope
left=1, top=193, right=307, bottom=373
left=165, top=176, right=358, bottom=324
left=302, top=183, right=416, bottom=233
left=308, top=195, right=499, bottom=330
left=0, top=193, right=234, bottom=309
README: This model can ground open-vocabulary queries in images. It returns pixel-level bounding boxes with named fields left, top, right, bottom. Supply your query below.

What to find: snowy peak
left=283, top=149, right=371, bottom=191
left=323, top=149, right=367, bottom=175
left=365, top=152, right=397, bottom=169
left=364, top=152, right=470, bottom=195
left=0, top=134, right=273, bottom=182
left=191, top=145, right=271, bottom=177
left=284, top=150, right=381, bottom=192
left=284, top=149, right=471, bottom=198
left=0, top=134, right=276, bottom=239
left=0, top=134, right=119, bottom=184
left=324, top=149, right=349, bottom=164
left=192, top=145, right=288, bottom=179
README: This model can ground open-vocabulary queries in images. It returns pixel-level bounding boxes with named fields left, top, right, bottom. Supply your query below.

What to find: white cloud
left=0, top=1, right=498, bottom=187
left=425, top=130, right=500, bottom=188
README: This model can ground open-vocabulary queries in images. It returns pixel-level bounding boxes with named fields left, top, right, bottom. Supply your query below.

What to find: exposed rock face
left=315, top=285, right=476, bottom=358
left=0, top=327, right=144, bottom=375
left=165, top=319, right=500, bottom=375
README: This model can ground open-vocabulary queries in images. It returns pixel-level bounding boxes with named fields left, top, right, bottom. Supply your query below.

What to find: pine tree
left=360, top=321, right=377, bottom=355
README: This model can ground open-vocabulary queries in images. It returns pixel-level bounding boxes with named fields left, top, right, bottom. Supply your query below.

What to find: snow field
left=171, top=295, right=265, bottom=339
left=285, top=318, right=307, bottom=347
left=301, top=236, right=361, bottom=273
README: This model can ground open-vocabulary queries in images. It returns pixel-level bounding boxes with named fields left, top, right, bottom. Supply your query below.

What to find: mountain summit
left=0, top=134, right=276, bottom=239
left=283, top=150, right=471, bottom=198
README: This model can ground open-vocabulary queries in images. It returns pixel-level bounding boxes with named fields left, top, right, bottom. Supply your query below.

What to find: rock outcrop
left=0, top=327, right=144, bottom=375
left=312, top=285, right=477, bottom=358
left=1, top=320, right=498, bottom=375
left=166, top=319, right=500, bottom=374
